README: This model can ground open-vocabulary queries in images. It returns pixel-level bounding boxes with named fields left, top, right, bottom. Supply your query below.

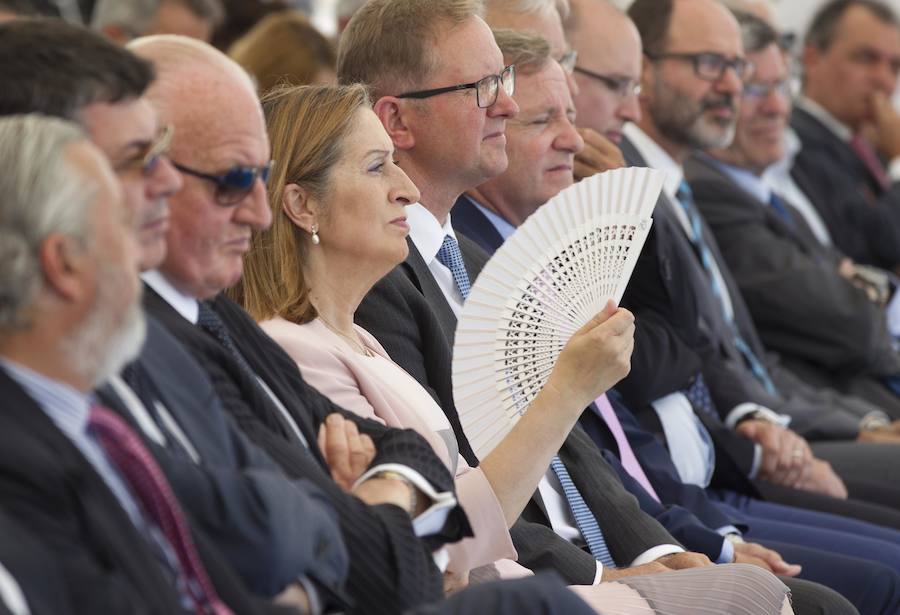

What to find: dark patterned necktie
left=196, top=302, right=258, bottom=380
left=89, top=404, right=232, bottom=615
left=675, top=180, right=777, bottom=395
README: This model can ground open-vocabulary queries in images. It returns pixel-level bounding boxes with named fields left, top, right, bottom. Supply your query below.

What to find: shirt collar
left=796, top=96, right=853, bottom=142
left=407, top=203, right=458, bottom=265
left=703, top=155, right=772, bottom=204
left=463, top=194, right=518, bottom=240
left=623, top=123, right=682, bottom=200
left=0, top=357, right=91, bottom=439
left=141, top=269, right=200, bottom=324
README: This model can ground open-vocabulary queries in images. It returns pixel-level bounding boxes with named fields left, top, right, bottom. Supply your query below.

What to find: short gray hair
left=91, top=0, right=161, bottom=37
left=0, top=115, right=96, bottom=331
left=493, top=28, right=552, bottom=74
left=486, top=0, right=570, bottom=20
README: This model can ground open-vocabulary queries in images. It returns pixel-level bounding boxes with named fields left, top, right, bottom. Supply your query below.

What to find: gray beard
left=61, top=268, right=146, bottom=388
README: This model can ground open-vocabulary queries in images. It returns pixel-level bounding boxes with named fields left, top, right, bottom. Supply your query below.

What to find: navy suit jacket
left=452, top=195, right=745, bottom=561
left=99, top=316, right=349, bottom=600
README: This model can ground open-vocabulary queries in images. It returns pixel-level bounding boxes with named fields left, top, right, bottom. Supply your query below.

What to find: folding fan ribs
left=452, top=167, right=664, bottom=459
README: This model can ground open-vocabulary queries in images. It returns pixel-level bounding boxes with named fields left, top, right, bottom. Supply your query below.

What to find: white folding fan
left=451, top=166, right=664, bottom=459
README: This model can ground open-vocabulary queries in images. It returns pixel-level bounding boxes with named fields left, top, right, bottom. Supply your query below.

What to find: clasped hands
left=736, top=419, right=847, bottom=499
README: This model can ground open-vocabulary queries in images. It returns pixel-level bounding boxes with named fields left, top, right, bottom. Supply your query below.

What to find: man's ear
left=374, top=96, right=416, bottom=151
left=639, top=54, right=654, bottom=105
left=282, top=183, right=318, bottom=232
left=801, top=44, right=821, bottom=76
left=39, top=234, right=87, bottom=303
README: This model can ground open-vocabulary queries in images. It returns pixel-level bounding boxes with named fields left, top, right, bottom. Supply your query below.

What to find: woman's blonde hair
left=228, top=10, right=337, bottom=94
left=229, top=83, right=370, bottom=323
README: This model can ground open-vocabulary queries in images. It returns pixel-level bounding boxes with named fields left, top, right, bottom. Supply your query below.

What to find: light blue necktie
left=436, top=233, right=617, bottom=567
left=675, top=181, right=778, bottom=396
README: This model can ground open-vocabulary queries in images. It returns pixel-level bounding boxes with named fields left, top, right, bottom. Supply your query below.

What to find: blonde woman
left=231, top=83, right=793, bottom=615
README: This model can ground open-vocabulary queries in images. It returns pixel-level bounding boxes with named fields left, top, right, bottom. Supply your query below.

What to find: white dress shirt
left=623, top=124, right=795, bottom=475
left=0, top=563, right=28, bottom=615
left=418, top=197, right=683, bottom=581
left=763, top=127, right=834, bottom=247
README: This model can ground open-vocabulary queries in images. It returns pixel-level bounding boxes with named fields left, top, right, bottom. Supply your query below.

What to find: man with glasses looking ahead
left=619, top=0, right=900, bottom=527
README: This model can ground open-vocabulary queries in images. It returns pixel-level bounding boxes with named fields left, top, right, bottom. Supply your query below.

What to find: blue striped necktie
left=549, top=457, right=616, bottom=567
left=675, top=181, right=777, bottom=395
left=435, top=232, right=616, bottom=567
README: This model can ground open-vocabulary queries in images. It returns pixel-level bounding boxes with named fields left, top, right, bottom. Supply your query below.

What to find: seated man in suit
left=339, top=2, right=853, bottom=614
left=792, top=0, right=900, bottom=275
left=119, top=32, right=487, bottom=615
left=482, top=0, right=627, bottom=178
left=455, top=26, right=900, bottom=615
left=0, top=113, right=283, bottom=614
left=0, top=19, right=361, bottom=610
left=616, top=0, right=900, bottom=514
left=568, top=0, right=900, bottom=531
left=686, top=9, right=900, bottom=488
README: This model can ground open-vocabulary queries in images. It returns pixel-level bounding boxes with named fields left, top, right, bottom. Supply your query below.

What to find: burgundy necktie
left=850, top=134, right=890, bottom=192
left=89, top=404, right=232, bottom=615
left=592, top=394, right=661, bottom=502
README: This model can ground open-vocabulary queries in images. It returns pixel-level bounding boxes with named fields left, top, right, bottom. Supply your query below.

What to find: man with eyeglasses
left=483, top=0, right=628, bottom=177
left=617, top=0, right=900, bottom=527
left=686, top=4, right=900, bottom=479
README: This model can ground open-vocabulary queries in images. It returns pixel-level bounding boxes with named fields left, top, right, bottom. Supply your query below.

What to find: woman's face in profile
left=316, top=107, right=420, bottom=271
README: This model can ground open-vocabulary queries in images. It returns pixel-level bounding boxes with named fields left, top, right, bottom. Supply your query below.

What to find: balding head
left=719, top=0, right=777, bottom=26
left=129, top=35, right=272, bottom=299
left=567, top=0, right=642, bottom=142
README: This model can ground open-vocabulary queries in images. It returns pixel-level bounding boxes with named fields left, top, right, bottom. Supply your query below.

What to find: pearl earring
left=311, top=223, right=320, bottom=245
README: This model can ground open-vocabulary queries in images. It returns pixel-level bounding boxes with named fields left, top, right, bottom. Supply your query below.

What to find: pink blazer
left=260, top=317, right=518, bottom=574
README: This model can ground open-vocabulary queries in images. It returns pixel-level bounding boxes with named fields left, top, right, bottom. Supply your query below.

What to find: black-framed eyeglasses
left=172, top=160, right=273, bottom=206
left=114, top=123, right=174, bottom=176
left=397, top=65, right=515, bottom=109
left=558, top=50, right=578, bottom=74
left=743, top=79, right=792, bottom=100
left=646, top=52, right=755, bottom=82
left=573, top=66, right=642, bottom=99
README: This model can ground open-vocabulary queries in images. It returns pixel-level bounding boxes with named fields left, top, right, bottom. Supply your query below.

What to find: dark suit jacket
left=144, top=288, right=464, bottom=615
left=356, top=227, right=679, bottom=585
left=686, top=153, right=900, bottom=380
left=0, top=509, right=71, bottom=615
left=99, top=316, right=348, bottom=600
left=791, top=105, right=900, bottom=272
left=0, top=367, right=274, bottom=615
left=453, top=192, right=761, bottom=493
left=619, top=136, right=875, bottom=441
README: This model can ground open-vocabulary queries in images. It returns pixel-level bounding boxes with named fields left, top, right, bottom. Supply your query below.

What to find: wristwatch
left=370, top=470, right=418, bottom=514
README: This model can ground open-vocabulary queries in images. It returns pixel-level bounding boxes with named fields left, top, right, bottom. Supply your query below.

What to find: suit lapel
left=0, top=370, right=184, bottom=612
left=403, top=238, right=459, bottom=341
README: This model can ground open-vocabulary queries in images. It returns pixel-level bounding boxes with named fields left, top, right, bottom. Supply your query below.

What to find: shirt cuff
left=717, top=537, right=735, bottom=564
left=749, top=443, right=763, bottom=479
left=888, top=156, right=900, bottom=183
left=631, top=545, right=684, bottom=567
left=353, top=463, right=458, bottom=537
left=592, top=561, right=604, bottom=585
left=433, top=548, right=450, bottom=573
left=296, top=576, right=322, bottom=615
left=725, top=403, right=791, bottom=430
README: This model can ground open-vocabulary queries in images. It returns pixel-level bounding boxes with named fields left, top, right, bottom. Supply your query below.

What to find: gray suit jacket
left=356, top=236, right=679, bottom=585
left=685, top=153, right=900, bottom=381
left=620, top=137, right=876, bottom=440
